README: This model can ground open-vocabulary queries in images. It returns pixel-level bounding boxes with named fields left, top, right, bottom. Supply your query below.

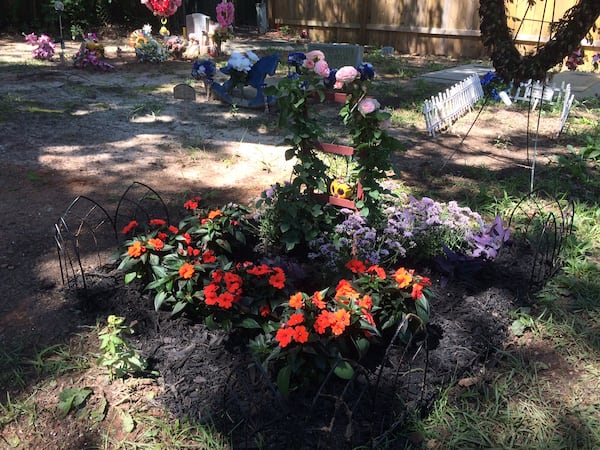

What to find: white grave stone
left=186, top=13, right=210, bottom=37
left=307, top=42, right=363, bottom=69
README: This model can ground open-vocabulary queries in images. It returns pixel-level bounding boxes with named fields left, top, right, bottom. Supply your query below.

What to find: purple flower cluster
left=309, top=195, right=506, bottom=269
left=24, top=33, right=56, bottom=61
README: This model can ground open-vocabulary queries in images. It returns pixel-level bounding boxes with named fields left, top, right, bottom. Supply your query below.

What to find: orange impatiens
left=179, top=262, right=195, bottom=279
left=393, top=267, right=413, bottom=288
left=127, top=240, right=146, bottom=258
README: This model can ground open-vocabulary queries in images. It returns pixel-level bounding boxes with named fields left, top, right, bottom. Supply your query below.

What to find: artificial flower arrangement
left=24, top=32, right=56, bottom=61
left=210, top=0, right=235, bottom=55
left=164, top=35, right=187, bottom=58
left=72, top=33, right=114, bottom=71
left=129, top=24, right=168, bottom=63
left=191, top=58, right=217, bottom=81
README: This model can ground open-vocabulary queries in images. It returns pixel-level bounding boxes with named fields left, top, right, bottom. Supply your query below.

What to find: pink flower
left=314, top=60, right=330, bottom=78
left=303, top=59, right=315, bottom=69
left=334, top=66, right=359, bottom=89
left=357, top=98, right=381, bottom=116
left=304, top=50, right=325, bottom=62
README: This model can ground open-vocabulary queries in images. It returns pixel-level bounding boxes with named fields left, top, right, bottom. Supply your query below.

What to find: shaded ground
left=0, top=31, right=582, bottom=448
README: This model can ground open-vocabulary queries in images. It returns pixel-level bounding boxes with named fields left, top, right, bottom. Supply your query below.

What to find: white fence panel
left=423, top=74, right=484, bottom=137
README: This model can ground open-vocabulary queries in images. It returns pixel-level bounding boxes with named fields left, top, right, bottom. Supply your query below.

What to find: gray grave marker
left=307, top=42, right=363, bottom=69
left=380, top=46, right=394, bottom=56
left=173, top=83, right=196, bottom=101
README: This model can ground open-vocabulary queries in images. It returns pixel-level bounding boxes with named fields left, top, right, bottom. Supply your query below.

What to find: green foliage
left=57, top=387, right=92, bottom=418
left=254, top=182, right=334, bottom=254
left=97, top=315, right=149, bottom=380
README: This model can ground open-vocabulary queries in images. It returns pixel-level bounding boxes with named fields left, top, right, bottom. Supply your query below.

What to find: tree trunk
left=479, top=0, right=600, bottom=83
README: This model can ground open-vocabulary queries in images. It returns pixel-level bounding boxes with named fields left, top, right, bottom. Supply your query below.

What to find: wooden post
left=359, top=1, right=369, bottom=45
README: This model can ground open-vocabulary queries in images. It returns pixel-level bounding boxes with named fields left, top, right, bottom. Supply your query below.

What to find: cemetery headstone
left=380, top=46, right=394, bottom=56
left=173, top=83, right=196, bottom=101
left=307, top=42, right=363, bottom=69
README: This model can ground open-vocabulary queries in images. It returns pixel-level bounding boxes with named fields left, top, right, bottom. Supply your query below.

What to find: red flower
left=122, top=220, right=138, bottom=235
left=183, top=199, right=198, bottom=210
left=287, top=313, right=304, bottom=326
left=182, top=233, right=192, bottom=245
left=224, top=271, right=243, bottom=295
left=366, top=265, right=386, bottom=279
left=147, top=238, right=164, bottom=251
left=168, top=225, right=179, bottom=234
left=203, top=283, right=219, bottom=305
left=157, top=231, right=167, bottom=241
left=268, top=267, right=285, bottom=289
left=345, top=259, right=366, bottom=274
left=202, top=250, right=216, bottom=263
left=216, top=291, right=235, bottom=309
left=259, top=304, right=271, bottom=317
left=149, top=218, right=166, bottom=227
left=247, top=264, right=272, bottom=276
left=275, top=327, right=294, bottom=348
left=211, top=270, right=223, bottom=283
left=293, top=325, right=309, bottom=343
left=179, top=262, right=195, bottom=279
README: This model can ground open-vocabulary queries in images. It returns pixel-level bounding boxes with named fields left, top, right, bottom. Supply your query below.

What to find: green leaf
left=120, top=410, right=135, bottom=433
left=58, top=387, right=92, bottom=418
left=415, top=296, right=430, bottom=322
left=276, top=365, right=291, bottom=397
left=511, top=319, right=526, bottom=336
left=352, top=337, right=370, bottom=359
left=154, top=291, right=167, bottom=311
left=124, top=272, right=138, bottom=284
left=334, top=360, right=354, bottom=380
left=239, top=318, right=262, bottom=329
left=171, top=301, right=187, bottom=316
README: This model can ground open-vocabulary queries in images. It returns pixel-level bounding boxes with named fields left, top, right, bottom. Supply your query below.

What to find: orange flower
left=293, top=325, right=309, bottom=344
left=330, top=309, right=351, bottom=336
left=259, top=304, right=271, bottom=317
left=275, top=327, right=294, bottom=348
left=207, top=209, right=222, bottom=220
left=366, top=265, right=386, bottom=279
left=314, top=311, right=332, bottom=334
left=358, top=294, right=372, bottom=310
left=393, top=267, right=413, bottom=288
left=127, top=241, right=146, bottom=258
left=268, top=267, right=286, bottom=289
left=149, top=218, right=166, bottom=226
left=345, top=259, right=366, bottom=274
left=289, top=292, right=304, bottom=309
left=122, top=220, right=138, bottom=235
left=287, top=313, right=304, bottom=326
left=312, top=291, right=326, bottom=309
left=335, top=279, right=359, bottom=303
left=147, top=238, right=164, bottom=251
left=179, top=262, right=195, bottom=279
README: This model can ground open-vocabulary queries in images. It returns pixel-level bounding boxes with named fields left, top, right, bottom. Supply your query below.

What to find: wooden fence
left=267, top=0, right=600, bottom=58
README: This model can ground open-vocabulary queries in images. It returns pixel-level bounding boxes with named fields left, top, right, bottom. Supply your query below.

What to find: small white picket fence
left=422, top=73, right=484, bottom=137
